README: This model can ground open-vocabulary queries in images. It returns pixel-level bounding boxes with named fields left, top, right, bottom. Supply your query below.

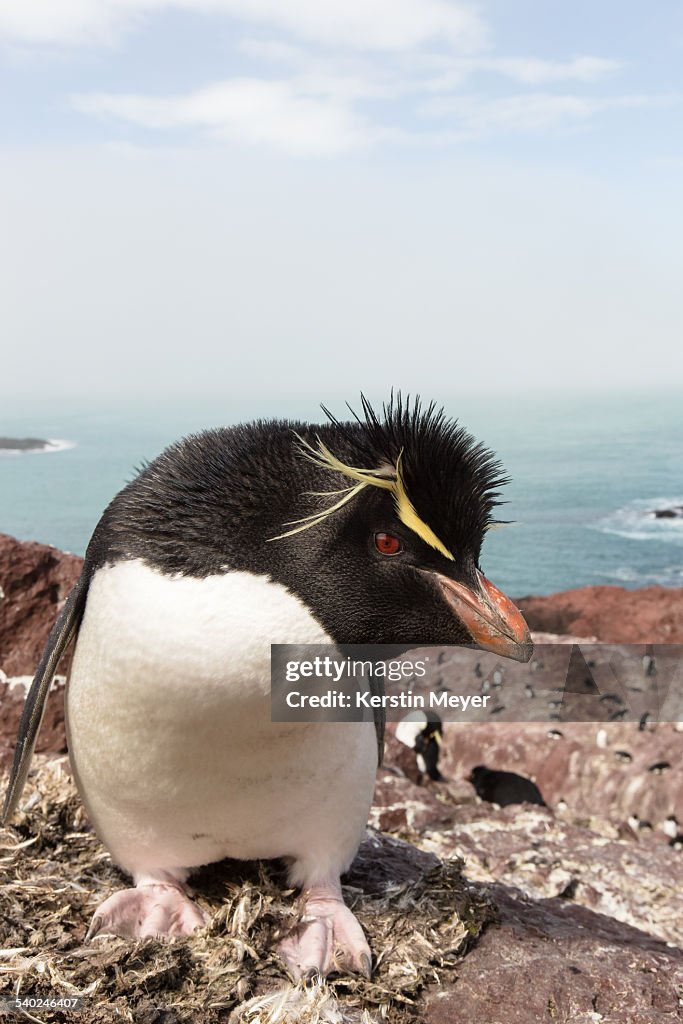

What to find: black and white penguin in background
left=395, top=712, right=445, bottom=781
left=3, top=395, right=532, bottom=981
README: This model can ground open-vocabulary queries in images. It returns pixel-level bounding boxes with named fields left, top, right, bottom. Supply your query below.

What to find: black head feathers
left=273, top=393, right=509, bottom=565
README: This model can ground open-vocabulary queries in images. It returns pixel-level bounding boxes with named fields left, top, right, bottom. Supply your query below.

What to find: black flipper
left=367, top=668, right=385, bottom=768
left=2, top=575, right=88, bottom=823
left=338, top=643, right=385, bottom=767
left=374, top=709, right=385, bottom=768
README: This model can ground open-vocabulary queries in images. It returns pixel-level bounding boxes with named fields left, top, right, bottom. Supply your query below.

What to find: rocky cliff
left=0, top=532, right=82, bottom=677
left=517, top=583, right=683, bottom=643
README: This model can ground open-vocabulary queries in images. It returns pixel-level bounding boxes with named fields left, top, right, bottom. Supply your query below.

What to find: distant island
left=652, top=505, right=683, bottom=519
left=0, top=437, right=55, bottom=452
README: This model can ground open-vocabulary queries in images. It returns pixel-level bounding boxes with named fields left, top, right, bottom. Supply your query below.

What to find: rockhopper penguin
left=3, top=395, right=532, bottom=980
left=395, top=713, right=445, bottom=781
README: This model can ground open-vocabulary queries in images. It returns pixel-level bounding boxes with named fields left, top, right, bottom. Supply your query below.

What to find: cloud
left=74, top=82, right=671, bottom=154
left=421, top=55, right=622, bottom=91
left=237, top=38, right=306, bottom=64
left=235, top=43, right=622, bottom=97
left=7, top=0, right=656, bottom=155
left=72, top=79, right=368, bottom=154
left=0, top=0, right=486, bottom=51
left=419, top=92, right=678, bottom=135
left=0, top=0, right=121, bottom=46
left=230, top=0, right=486, bottom=51
left=483, top=56, right=622, bottom=84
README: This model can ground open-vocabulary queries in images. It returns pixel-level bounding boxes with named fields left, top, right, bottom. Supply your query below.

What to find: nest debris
left=0, top=757, right=493, bottom=1023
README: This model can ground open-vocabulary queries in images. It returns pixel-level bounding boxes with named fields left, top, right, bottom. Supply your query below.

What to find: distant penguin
left=395, top=711, right=444, bottom=781
left=469, top=765, right=546, bottom=807
left=3, top=395, right=531, bottom=981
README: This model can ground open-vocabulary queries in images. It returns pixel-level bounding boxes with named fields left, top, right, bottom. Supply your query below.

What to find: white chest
left=66, top=559, right=377, bottom=878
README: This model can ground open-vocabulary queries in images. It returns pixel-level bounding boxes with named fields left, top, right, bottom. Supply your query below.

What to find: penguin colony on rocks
left=3, top=395, right=532, bottom=981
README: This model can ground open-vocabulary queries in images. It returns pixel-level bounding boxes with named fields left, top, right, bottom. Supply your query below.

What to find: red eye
left=375, top=532, right=402, bottom=556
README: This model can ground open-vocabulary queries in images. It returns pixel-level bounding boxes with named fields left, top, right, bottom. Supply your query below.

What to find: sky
left=1, top=1, right=682, bottom=401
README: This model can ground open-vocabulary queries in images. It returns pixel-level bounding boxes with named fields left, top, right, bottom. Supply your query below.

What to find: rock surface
left=0, top=674, right=67, bottom=769
left=375, top=733, right=683, bottom=1022
left=517, top=584, right=683, bottom=643
left=0, top=533, right=82, bottom=677
left=387, top=638, right=682, bottom=727
left=422, top=883, right=682, bottom=1024
left=437, top=720, right=683, bottom=833
left=419, top=802, right=683, bottom=945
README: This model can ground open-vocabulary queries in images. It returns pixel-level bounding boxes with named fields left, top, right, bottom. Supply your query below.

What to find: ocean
left=1, top=393, right=681, bottom=597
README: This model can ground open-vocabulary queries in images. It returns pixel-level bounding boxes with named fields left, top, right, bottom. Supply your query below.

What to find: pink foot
left=86, top=882, right=207, bottom=941
left=278, top=882, right=372, bottom=981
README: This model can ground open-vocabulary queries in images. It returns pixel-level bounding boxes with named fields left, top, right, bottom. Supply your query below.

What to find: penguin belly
left=66, top=559, right=377, bottom=885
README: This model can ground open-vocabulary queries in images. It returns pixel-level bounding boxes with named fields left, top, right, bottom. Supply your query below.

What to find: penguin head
left=267, top=395, right=532, bottom=661
left=103, top=393, right=531, bottom=661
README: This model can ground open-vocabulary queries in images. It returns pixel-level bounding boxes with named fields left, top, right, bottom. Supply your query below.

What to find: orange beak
left=437, top=571, right=533, bottom=663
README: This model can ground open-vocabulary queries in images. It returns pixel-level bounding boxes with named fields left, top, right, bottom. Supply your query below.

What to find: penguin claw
left=302, top=967, right=323, bottom=986
left=85, top=916, right=104, bottom=942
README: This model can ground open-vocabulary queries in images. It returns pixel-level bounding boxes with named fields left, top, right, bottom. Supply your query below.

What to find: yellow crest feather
left=393, top=452, right=454, bottom=560
left=269, top=434, right=455, bottom=561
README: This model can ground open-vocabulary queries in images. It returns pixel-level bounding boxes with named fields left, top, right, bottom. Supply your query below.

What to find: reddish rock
left=0, top=676, right=67, bottom=769
left=418, top=802, right=683, bottom=946
left=421, top=883, right=683, bottom=1024
left=437, top=721, right=683, bottom=834
left=517, top=584, right=683, bottom=643
left=0, top=533, right=82, bottom=677
left=372, top=731, right=478, bottom=834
